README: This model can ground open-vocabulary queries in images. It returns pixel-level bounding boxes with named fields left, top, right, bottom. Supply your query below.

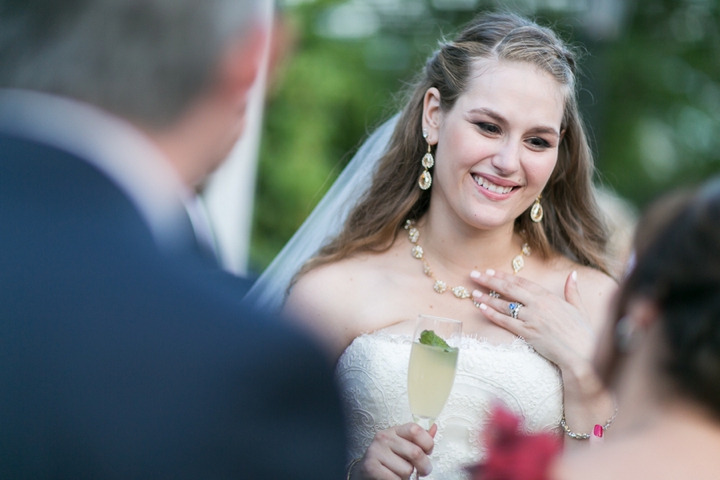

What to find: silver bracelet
left=346, top=458, right=362, bottom=480
left=560, top=404, right=618, bottom=440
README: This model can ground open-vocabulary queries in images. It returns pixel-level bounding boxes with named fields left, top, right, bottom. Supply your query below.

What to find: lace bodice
left=335, top=332, right=563, bottom=479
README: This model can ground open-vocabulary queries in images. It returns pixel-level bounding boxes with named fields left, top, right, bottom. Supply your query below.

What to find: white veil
left=246, top=114, right=399, bottom=312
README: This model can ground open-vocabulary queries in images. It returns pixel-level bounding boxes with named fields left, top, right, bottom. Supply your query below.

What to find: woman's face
left=423, top=59, right=565, bottom=230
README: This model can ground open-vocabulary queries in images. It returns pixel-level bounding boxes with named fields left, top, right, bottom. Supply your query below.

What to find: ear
left=266, top=14, right=294, bottom=86
left=593, top=295, right=659, bottom=381
left=625, top=298, right=659, bottom=330
left=216, top=25, right=268, bottom=106
left=422, top=87, right=442, bottom=145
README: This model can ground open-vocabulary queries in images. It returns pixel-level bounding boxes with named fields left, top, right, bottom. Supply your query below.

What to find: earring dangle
left=418, top=130, right=434, bottom=191
left=530, top=196, right=543, bottom=223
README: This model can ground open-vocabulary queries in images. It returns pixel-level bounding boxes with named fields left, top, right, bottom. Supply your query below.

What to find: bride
left=250, top=12, right=617, bottom=480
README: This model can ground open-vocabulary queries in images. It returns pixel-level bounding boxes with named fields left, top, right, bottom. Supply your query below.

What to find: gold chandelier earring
left=530, top=196, right=543, bottom=223
left=418, top=130, right=434, bottom=190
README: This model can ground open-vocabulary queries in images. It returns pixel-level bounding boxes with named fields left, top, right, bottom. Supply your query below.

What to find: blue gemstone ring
left=509, top=302, right=524, bottom=320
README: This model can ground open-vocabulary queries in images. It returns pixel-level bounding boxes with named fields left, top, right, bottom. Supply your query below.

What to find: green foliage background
left=249, top=0, right=720, bottom=274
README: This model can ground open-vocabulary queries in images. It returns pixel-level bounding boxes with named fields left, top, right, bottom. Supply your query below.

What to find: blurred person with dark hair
left=554, top=181, right=720, bottom=480
left=0, top=1, right=345, bottom=478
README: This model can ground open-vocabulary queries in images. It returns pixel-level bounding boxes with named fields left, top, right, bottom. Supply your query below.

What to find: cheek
left=445, top=124, right=471, bottom=149
left=438, top=119, right=477, bottom=160
left=525, top=153, right=558, bottom=187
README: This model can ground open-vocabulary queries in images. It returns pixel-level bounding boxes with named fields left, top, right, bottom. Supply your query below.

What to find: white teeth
left=473, top=175, right=513, bottom=194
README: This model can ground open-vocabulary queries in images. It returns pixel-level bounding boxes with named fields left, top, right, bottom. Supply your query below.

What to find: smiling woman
left=423, top=60, right=565, bottom=232
left=253, top=11, right=618, bottom=480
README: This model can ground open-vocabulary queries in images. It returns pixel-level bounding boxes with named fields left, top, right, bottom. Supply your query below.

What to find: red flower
left=467, top=405, right=562, bottom=480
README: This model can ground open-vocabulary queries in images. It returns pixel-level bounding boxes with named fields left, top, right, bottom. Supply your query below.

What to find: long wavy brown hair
left=298, top=12, right=611, bottom=280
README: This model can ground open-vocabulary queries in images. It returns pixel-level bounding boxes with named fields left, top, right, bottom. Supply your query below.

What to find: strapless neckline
left=336, top=330, right=563, bottom=479
left=349, top=330, right=534, bottom=350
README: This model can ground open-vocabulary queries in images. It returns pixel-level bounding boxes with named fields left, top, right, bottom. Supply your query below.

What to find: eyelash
left=475, top=122, right=552, bottom=150
left=527, top=137, right=551, bottom=149
left=477, top=122, right=501, bottom=135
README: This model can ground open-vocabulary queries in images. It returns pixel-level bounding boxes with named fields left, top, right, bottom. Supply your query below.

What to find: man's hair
left=0, top=0, right=258, bottom=126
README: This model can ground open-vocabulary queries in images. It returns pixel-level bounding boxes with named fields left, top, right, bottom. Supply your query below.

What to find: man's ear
left=266, top=14, right=294, bottom=87
left=217, top=25, right=268, bottom=105
left=422, top=87, right=441, bottom=145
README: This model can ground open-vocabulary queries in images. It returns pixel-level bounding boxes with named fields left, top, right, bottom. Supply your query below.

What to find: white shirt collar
left=0, top=89, right=193, bottom=250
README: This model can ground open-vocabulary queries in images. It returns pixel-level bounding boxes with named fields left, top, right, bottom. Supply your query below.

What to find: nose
left=490, top=138, right=521, bottom=176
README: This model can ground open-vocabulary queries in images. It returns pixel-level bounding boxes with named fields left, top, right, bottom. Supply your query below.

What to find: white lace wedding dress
left=336, top=331, right=563, bottom=480
left=247, top=116, right=565, bottom=477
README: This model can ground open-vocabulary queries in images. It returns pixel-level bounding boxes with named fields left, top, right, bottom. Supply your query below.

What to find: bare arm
left=469, top=266, right=618, bottom=449
left=282, top=264, right=361, bottom=361
left=284, top=263, right=439, bottom=479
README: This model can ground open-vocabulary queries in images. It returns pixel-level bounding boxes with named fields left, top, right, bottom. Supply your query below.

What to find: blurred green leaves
left=598, top=0, right=720, bottom=202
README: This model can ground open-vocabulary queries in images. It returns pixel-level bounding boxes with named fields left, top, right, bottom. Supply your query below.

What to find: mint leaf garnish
left=419, top=329, right=451, bottom=351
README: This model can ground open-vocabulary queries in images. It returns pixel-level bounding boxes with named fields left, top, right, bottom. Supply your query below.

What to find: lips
left=471, top=174, right=517, bottom=194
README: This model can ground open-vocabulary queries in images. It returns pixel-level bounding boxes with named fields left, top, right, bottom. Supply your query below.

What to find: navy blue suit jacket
left=0, top=134, right=346, bottom=479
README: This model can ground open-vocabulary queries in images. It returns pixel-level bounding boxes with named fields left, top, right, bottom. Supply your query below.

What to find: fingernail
left=486, top=269, right=495, bottom=276
left=472, top=289, right=482, bottom=298
left=593, top=424, right=603, bottom=438
left=572, top=270, right=578, bottom=282
left=479, top=303, right=487, bottom=310
left=470, top=270, right=480, bottom=279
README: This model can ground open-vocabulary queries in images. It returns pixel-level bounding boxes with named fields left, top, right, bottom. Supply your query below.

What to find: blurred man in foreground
left=0, top=1, right=346, bottom=478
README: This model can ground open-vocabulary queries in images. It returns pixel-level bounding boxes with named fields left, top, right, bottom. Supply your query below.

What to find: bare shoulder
left=572, top=264, right=617, bottom=332
left=574, top=264, right=617, bottom=300
left=550, top=256, right=618, bottom=332
left=283, top=254, right=389, bottom=360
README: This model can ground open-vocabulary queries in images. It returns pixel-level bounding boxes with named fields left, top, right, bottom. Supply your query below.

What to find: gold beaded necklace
left=404, top=219, right=531, bottom=303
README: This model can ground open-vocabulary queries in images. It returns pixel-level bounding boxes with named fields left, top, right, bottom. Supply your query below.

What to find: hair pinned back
left=299, top=11, right=610, bottom=279
left=614, top=186, right=720, bottom=417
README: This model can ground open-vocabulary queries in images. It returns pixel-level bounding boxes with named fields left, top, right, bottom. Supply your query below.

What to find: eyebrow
left=468, top=108, right=561, bottom=138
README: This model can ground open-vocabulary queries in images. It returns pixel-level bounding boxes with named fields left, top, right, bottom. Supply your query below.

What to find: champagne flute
left=407, top=315, right=462, bottom=430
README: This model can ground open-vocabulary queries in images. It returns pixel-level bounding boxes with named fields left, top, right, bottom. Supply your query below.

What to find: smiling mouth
left=472, top=175, right=516, bottom=194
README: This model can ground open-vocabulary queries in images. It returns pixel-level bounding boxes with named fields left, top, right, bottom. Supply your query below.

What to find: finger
left=396, top=422, right=435, bottom=454
left=474, top=268, right=547, bottom=294
left=393, top=423, right=434, bottom=476
left=428, top=423, right=438, bottom=439
left=589, top=424, right=604, bottom=446
left=563, top=271, right=587, bottom=314
left=357, top=457, right=405, bottom=480
left=365, top=431, right=418, bottom=480
left=378, top=455, right=416, bottom=480
left=386, top=442, right=432, bottom=478
left=473, top=290, right=520, bottom=320
left=469, top=269, right=536, bottom=305
left=475, top=300, right=524, bottom=336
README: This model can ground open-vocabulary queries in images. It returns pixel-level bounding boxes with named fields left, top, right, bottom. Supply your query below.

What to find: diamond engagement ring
left=509, top=302, right=524, bottom=319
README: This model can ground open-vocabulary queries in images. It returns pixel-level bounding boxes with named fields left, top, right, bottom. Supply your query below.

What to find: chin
left=457, top=217, right=509, bottom=232
left=463, top=208, right=518, bottom=230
